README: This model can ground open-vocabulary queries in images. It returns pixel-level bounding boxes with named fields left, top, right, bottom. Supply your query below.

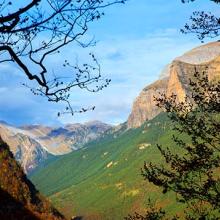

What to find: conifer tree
left=126, top=71, right=220, bottom=219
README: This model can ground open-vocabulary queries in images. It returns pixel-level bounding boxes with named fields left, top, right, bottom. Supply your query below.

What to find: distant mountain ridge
left=0, top=121, right=112, bottom=173
left=127, top=41, right=220, bottom=128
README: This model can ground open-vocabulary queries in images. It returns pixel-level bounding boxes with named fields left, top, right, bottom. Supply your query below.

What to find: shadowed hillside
left=0, top=137, right=66, bottom=220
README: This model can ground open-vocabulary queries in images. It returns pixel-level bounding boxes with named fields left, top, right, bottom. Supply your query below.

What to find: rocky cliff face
left=0, top=121, right=112, bottom=173
left=127, top=41, right=220, bottom=128
left=127, top=78, right=168, bottom=128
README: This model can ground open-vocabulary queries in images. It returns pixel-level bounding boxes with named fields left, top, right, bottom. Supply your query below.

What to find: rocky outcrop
left=0, top=121, right=112, bottom=173
left=127, top=41, right=220, bottom=128
left=127, top=78, right=168, bottom=128
left=0, top=124, right=49, bottom=174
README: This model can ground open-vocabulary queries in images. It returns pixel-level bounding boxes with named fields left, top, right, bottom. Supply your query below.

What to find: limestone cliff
left=127, top=41, right=220, bottom=128
left=127, top=78, right=168, bottom=128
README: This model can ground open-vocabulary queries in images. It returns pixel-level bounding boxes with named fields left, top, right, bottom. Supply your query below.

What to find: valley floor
left=31, top=114, right=184, bottom=220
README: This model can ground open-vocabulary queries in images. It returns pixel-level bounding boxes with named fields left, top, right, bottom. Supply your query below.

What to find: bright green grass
left=30, top=114, right=184, bottom=219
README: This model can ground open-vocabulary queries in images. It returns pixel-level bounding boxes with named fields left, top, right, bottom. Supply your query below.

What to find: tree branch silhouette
left=0, top=0, right=126, bottom=115
left=181, top=0, right=220, bottom=41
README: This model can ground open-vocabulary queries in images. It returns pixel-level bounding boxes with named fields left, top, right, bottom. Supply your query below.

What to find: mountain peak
left=84, top=120, right=111, bottom=126
left=175, top=41, right=220, bottom=64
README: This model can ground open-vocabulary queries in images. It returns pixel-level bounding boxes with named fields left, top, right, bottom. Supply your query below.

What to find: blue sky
left=0, top=0, right=218, bottom=126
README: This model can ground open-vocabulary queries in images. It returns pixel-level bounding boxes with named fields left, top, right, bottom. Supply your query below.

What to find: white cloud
left=0, top=28, right=202, bottom=125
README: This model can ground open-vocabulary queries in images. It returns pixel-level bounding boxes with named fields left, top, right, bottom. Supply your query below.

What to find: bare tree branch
left=0, top=0, right=126, bottom=115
